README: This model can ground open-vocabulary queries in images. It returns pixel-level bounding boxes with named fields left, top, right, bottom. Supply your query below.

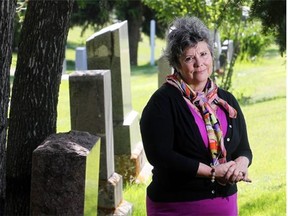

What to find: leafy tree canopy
left=70, top=0, right=114, bottom=34
left=142, top=0, right=250, bottom=29
left=250, top=0, right=286, bottom=54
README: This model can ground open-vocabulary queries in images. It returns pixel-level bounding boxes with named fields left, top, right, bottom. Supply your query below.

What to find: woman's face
left=177, top=41, right=213, bottom=91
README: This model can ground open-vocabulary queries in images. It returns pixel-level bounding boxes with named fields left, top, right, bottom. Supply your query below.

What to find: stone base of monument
left=98, top=173, right=132, bottom=215
left=98, top=200, right=133, bottom=216
left=113, top=200, right=133, bottom=216
left=114, top=142, right=146, bottom=183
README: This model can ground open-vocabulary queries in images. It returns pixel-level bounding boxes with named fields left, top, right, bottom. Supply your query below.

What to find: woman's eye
left=201, top=52, right=207, bottom=56
left=184, top=56, right=194, bottom=63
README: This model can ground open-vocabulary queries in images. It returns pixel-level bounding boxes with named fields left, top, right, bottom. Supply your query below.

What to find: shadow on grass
left=131, top=63, right=159, bottom=76
left=66, top=41, right=83, bottom=50
left=238, top=95, right=286, bottom=106
left=263, top=46, right=282, bottom=58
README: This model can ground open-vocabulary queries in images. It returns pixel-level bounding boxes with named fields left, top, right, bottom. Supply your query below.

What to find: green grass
left=231, top=45, right=286, bottom=104
left=237, top=97, right=286, bottom=216
left=57, top=78, right=71, bottom=132
left=56, top=28, right=286, bottom=215
left=123, top=183, right=147, bottom=215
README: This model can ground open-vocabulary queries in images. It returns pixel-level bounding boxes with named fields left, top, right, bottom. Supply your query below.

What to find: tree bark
left=128, top=14, right=143, bottom=66
left=5, top=0, right=74, bottom=214
left=125, top=0, right=143, bottom=66
left=0, top=0, right=16, bottom=215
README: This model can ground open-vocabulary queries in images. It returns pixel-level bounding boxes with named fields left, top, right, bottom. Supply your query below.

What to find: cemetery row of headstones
left=30, top=21, right=145, bottom=216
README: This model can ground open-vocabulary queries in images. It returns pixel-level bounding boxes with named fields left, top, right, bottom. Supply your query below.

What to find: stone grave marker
left=30, top=130, right=100, bottom=215
left=75, top=47, right=88, bottom=70
left=69, top=70, right=132, bottom=215
left=157, top=55, right=173, bottom=87
left=86, top=21, right=145, bottom=181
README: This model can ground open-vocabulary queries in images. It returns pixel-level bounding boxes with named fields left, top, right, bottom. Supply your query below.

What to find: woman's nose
left=193, top=56, right=203, bottom=67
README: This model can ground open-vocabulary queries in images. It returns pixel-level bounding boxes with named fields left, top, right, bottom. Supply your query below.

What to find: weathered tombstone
left=157, top=55, right=173, bottom=87
left=69, top=70, right=132, bottom=215
left=211, top=29, right=222, bottom=71
left=75, top=47, right=88, bottom=70
left=86, top=21, right=145, bottom=181
left=30, top=130, right=100, bottom=216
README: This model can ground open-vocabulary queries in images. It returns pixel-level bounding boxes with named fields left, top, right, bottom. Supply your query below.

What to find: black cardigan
left=140, top=83, right=253, bottom=202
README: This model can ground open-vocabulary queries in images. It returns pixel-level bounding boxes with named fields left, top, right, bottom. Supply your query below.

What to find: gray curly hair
left=164, top=16, right=213, bottom=70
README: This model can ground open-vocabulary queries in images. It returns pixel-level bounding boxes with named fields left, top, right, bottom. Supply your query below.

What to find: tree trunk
left=5, top=0, right=74, bottom=214
left=126, top=1, right=143, bottom=66
left=0, top=0, right=16, bottom=215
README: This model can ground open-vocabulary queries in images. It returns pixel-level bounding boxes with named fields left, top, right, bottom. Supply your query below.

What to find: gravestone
left=150, top=19, right=156, bottom=66
left=86, top=21, right=145, bottom=181
left=158, top=55, right=172, bottom=87
left=222, top=40, right=234, bottom=63
left=75, top=47, right=88, bottom=70
left=69, top=70, right=132, bottom=215
left=211, top=30, right=222, bottom=72
left=30, top=130, right=100, bottom=216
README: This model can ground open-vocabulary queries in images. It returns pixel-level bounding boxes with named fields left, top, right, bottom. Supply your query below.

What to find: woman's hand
left=225, top=156, right=251, bottom=184
left=214, top=161, right=236, bottom=185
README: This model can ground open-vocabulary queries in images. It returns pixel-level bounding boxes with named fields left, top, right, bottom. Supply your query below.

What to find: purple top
left=146, top=101, right=238, bottom=216
left=185, top=99, right=228, bottom=148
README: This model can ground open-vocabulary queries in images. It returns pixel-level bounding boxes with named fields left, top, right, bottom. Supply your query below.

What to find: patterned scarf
left=166, top=72, right=237, bottom=166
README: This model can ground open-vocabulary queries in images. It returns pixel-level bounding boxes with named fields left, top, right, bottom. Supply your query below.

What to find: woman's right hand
left=214, top=161, right=236, bottom=185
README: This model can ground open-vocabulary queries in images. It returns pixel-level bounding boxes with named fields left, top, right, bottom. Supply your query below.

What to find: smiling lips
left=193, top=69, right=206, bottom=74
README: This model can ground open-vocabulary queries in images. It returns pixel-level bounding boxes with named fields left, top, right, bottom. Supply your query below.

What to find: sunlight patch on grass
left=57, top=79, right=71, bottom=132
left=232, top=54, right=286, bottom=104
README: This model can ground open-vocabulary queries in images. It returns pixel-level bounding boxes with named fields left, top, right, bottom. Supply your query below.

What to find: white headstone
left=150, top=20, right=156, bottom=66
left=75, top=47, right=87, bottom=70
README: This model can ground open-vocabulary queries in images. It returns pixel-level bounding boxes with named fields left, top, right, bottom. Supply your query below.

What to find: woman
left=140, top=16, right=253, bottom=216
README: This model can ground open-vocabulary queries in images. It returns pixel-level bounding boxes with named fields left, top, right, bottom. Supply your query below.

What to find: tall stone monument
left=69, top=70, right=132, bottom=215
left=86, top=21, right=145, bottom=181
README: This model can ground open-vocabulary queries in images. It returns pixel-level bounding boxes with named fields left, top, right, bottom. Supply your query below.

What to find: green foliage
left=142, top=0, right=250, bottom=28
left=250, top=0, right=286, bottom=55
left=70, top=0, right=114, bottom=34
left=142, top=0, right=281, bottom=90
left=237, top=22, right=273, bottom=61
left=114, top=0, right=142, bottom=20
left=13, top=0, right=27, bottom=51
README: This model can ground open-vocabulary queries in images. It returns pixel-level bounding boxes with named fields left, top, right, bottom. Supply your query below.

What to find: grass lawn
left=56, top=27, right=286, bottom=215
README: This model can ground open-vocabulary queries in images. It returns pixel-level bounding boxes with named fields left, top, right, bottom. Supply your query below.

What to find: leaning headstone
left=158, top=55, right=172, bottom=87
left=69, top=70, right=132, bottom=215
left=75, top=47, right=88, bottom=70
left=30, top=130, right=100, bottom=216
left=86, top=21, right=145, bottom=182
